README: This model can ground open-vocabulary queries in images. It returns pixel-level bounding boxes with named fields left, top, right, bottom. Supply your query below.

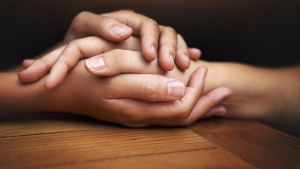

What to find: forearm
left=189, top=61, right=300, bottom=129
left=0, top=72, right=64, bottom=116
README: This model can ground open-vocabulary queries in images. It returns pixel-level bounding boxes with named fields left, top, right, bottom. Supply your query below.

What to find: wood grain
left=1, top=113, right=298, bottom=169
left=194, top=120, right=300, bottom=169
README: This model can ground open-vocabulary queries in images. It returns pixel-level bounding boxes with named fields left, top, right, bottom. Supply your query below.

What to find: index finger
left=103, top=10, right=160, bottom=62
left=64, top=11, right=133, bottom=43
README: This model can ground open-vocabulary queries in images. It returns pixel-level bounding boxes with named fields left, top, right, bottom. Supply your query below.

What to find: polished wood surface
left=0, top=113, right=299, bottom=169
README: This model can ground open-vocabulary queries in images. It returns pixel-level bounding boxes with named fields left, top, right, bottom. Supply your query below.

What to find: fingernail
left=169, top=54, right=174, bottom=63
left=85, top=55, right=105, bottom=71
left=44, top=75, right=49, bottom=86
left=168, top=81, right=185, bottom=98
left=199, top=67, right=208, bottom=77
left=24, top=59, right=35, bottom=63
left=112, top=25, right=131, bottom=37
left=184, top=54, right=189, bottom=60
left=214, top=106, right=227, bottom=117
left=150, top=46, right=157, bottom=57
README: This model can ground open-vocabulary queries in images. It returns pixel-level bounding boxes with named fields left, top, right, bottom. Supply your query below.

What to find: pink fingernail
left=184, top=54, right=189, bottom=60
left=112, top=25, right=131, bottom=37
left=85, top=55, right=105, bottom=71
left=169, top=54, right=174, bottom=63
left=150, top=46, right=157, bottom=57
left=44, top=75, right=49, bottom=85
left=168, top=81, right=185, bottom=98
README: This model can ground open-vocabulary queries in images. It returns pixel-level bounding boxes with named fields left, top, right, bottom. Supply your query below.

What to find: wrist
left=0, top=73, right=45, bottom=115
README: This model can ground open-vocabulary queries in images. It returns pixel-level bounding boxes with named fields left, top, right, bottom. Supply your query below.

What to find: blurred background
left=0, top=0, right=299, bottom=70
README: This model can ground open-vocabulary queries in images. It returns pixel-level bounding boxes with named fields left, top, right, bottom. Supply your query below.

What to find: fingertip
left=160, top=60, right=174, bottom=71
left=43, top=67, right=68, bottom=90
left=214, top=106, right=227, bottom=117
left=85, top=56, right=105, bottom=72
left=141, top=45, right=157, bottom=63
left=203, top=105, right=227, bottom=118
left=175, top=53, right=191, bottom=70
left=84, top=59, right=95, bottom=75
left=43, top=75, right=56, bottom=90
left=186, top=66, right=207, bottom=90
left=167, top=80, right=186, bottom=99
left=188, top=48, right=202, bottom=61
left=17, top=67, right=37, bottom=84
left=17, top=71, right=26, bottom=83
left=22, top=59, right=35, bottom=69
left=84, top=56, right=111, bottom=76
left=197, top=66, right=208, bottom=78
left=216, top=87, right=232, bottom=99
left=157, top=52, right=175, bottom=71
left=111, top=25, right=133, bottom=41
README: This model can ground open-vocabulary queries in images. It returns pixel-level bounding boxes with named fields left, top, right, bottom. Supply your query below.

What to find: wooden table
left=0, top=113, right=299, bottom=169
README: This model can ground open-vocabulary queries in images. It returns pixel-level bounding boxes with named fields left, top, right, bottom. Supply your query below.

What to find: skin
left=0, top=63, right=230, bottom=127
left=3, top=10, right=300, bottom=133
left=83, top=50, right=300, bottom=131
left=16, top=34, right=300, bottom=130
left=4, top=48, right=300, bottom=129
left=2, top=10, right=229, bottom=127
left=18, top=10, right=202, bottom=89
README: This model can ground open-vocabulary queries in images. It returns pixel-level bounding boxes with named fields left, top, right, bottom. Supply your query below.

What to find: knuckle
left=76, top=11, right=90, bottom=19
left=177, top=33, right=184, bottom=39
left=164, top=26, right=176, bottom=34
left=71, top=11, right=90, bottom=33
left=177, top=47, right=188, bottom=54
left=143, top=18, right=158, bottom=28
left=176, top=105, right=192, bottom=119
left=94, top=16, right=113, bottom=27
left=67, top=40, right=78, bottom=47
left=118, top=9, right=135, bottom=14
left=142, top=75, right=161, bottom=101
left=148, top=18, right=158, bottom=26
left=159, top=43, right=177, bottom=54
left=108, top=49, right=127, bottom=64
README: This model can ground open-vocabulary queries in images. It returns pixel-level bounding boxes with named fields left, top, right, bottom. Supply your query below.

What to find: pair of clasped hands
left=18, top=10, right=231, bottom=127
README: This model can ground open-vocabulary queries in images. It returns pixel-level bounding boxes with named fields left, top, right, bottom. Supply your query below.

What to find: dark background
left=0, top=0, right=299, bottom=70
left=0, top=0, right=300, bottom=136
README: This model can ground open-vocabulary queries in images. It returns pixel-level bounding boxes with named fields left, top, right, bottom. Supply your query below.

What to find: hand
left=64, top=10, right=202, bottom=70
left=19, top=36, right=200, bottom=89
left=13, top=36, right=229, bottom=126
left=50, top=60, right=230, bottom=127
left=19, top=10, right=201, bottom=79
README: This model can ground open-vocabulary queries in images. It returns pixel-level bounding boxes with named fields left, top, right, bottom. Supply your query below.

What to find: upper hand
left=19, top=35, right=200, bottom=89
left=64, top=10, right=201, bottom=70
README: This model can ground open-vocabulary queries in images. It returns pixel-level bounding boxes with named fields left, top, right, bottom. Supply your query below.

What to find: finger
left=45, top=36, right=141, bottom=89
left=179, top=87, right=231, bottom=125
left=109, top=67, right=208, bottom=122
left=18, top=46, right=65, bottom=83
left=22, top=59, right=35, bottom=69
left=201, top=105, right=227, bottom=119
left=105, top=74, right=186, bottom=101
left=188, top=48, right=202, bottom=61
left=85, top=50, right=190, bottom=86
left=85, top=50, right=163, bottom=76
left=152, top=87, right=231, bottom=126
left=157, top=25, right=177, bottom=71
left=174, top=34, right=191, bottom=69
left=64, top=11, right=133, bottom=43
left=104, top=10, right=160, bottom=62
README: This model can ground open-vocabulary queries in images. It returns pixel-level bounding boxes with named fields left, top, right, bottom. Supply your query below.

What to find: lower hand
left=51, top=60, right=230, bottom=127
